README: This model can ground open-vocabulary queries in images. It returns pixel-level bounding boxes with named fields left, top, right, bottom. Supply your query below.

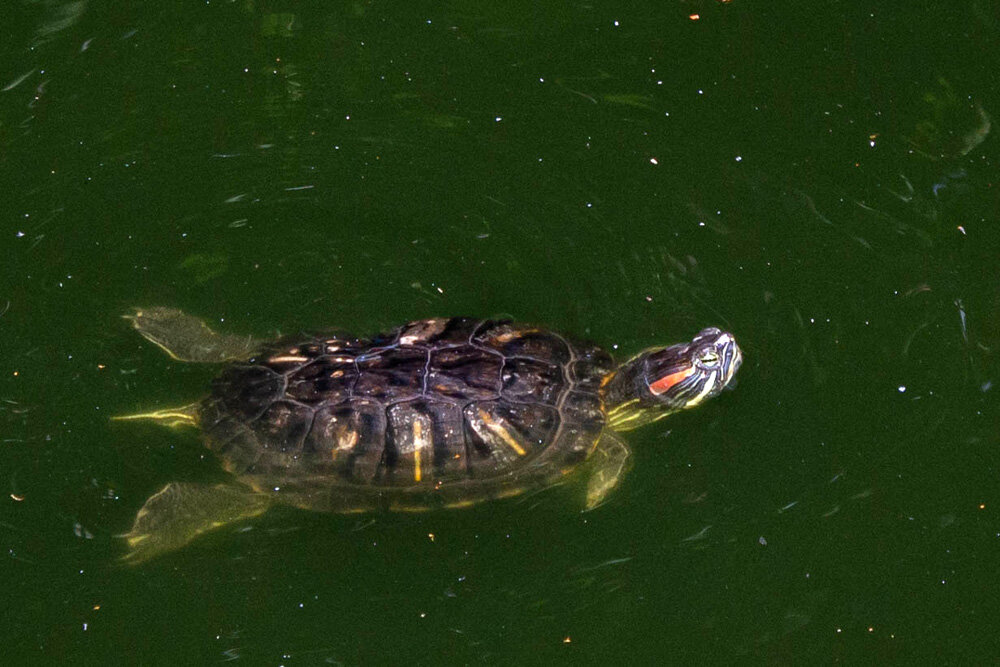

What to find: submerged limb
left=121, top=482, right=271, bottom=564
left=584, top=432, right=633, bottom=510
left=125, top=306, right=258, bottom=363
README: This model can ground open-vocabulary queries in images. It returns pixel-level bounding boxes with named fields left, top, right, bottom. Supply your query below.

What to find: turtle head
left=605, top=327, right=742, bottom=430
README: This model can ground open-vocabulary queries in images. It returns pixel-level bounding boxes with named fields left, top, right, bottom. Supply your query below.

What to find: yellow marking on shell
left=477, top=408, right=527, bottom=456
left=267, top=354, right=310, bottom=363
left=445, top=499, right=478, bottom=509
left=332, top=428, right=358, bottom=459
left=493, top=327, right=539, bottom=345
left=412, top=420, right=425, bottom=482
left=400, top=318, right=448, bottom=346
left=327, top=355, right=355, bottom=364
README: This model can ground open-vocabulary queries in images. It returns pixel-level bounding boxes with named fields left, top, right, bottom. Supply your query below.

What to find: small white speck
left=494, top=116, right=502, bottom=122
left=735, top=155, right=742, bottom=162
left=897, top=386, right=906, bottom=393
left=649, top=157, right=659, bottom=165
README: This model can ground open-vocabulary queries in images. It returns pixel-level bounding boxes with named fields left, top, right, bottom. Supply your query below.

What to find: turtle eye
left=697, top=349, right=719, bottom=366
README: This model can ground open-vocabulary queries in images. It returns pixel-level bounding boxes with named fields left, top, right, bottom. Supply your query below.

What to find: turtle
left=115, top=307, right=742, bottom=563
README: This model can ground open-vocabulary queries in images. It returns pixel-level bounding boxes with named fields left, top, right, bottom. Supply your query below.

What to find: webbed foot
left=125, top=307, right=258, bottom=363
left=585, top=433, right=632, bottom=510
left=122, top=482, right=271, bottom=564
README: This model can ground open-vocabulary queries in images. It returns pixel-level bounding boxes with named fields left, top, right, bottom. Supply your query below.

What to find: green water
left=3, top=1, right=999, bottom=663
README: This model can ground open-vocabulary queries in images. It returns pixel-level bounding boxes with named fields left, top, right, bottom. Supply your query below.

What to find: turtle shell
left=197, top=318, right=615, bottom=511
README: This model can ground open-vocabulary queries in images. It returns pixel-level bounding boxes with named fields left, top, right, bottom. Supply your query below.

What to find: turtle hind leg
left=121, top=482, right=271, bottom=564
left=584, top=432, right=633, bottom=510
left=125, top=306, right=258, bottom=363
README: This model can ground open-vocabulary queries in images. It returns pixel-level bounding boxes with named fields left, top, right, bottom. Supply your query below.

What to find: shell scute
left=501, top=358, right=564, bottom=404
left=353, top=347, right=427, bottom=400
left=204, top=318, right=612, bottom=504
left=211, top=365, right=285, bottom=422
left=251, top=400, right=315, bottom=457
left=305, top=399, right=385, bottom=481
left=285, top=358, right=357, bottom=405
left=426, top=347, right=501, bottom=400
left=569, top=347, right=616, bottom=391
left=475, top=324, right=572, bottom=365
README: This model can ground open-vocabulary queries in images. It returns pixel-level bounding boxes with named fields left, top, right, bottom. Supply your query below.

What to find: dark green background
left=3, top=1, right=999, bottom=663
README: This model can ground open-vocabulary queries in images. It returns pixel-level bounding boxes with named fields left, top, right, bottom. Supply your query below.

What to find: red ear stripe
left=648, top=366, right=695, bottom=395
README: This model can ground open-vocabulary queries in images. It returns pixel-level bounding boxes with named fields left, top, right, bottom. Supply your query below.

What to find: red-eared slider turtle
left=116, top=308, right=742, bottom=562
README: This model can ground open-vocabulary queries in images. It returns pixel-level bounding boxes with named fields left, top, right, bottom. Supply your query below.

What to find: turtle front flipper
left=584, top=432, right=633, bottom=510
left=125, top=307, right=258, bottom=363
left=121, top=482, right=271, bottom=564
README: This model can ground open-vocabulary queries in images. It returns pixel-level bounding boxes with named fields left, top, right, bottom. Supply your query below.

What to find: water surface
left=2, top=1, right=998, bottom=663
